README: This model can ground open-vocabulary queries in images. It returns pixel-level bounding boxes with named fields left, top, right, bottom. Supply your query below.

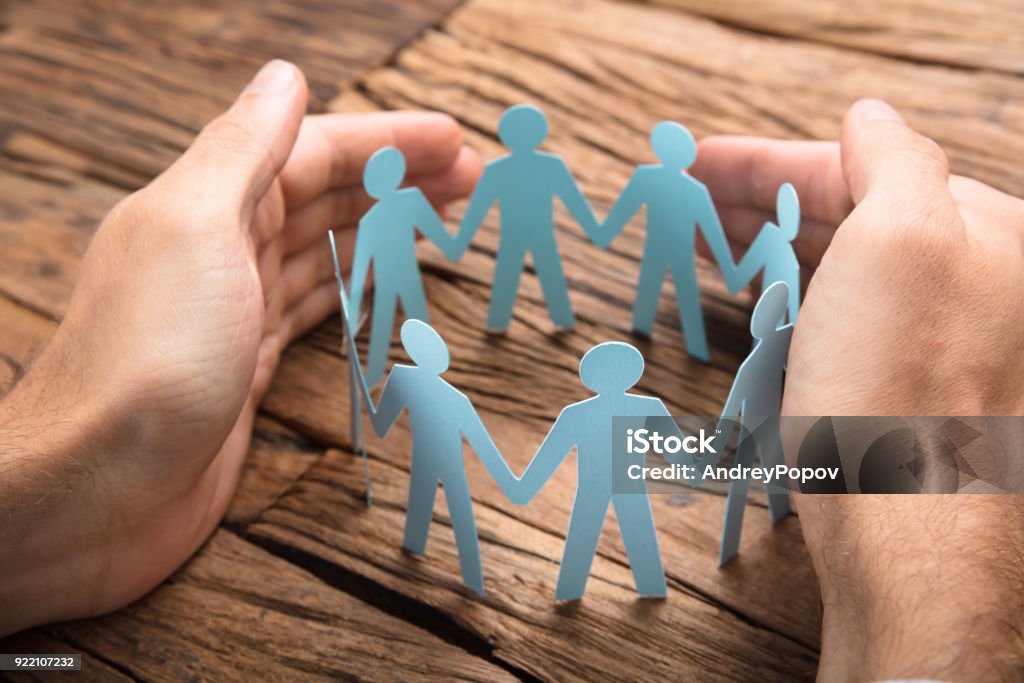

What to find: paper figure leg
left=348, top=355, right=371, bottom=507
left=366, top=289, right=397, bottom=385
left=348, top=347, right=363, bottom=450
left=530, top=244, right=575, bottom=328
left=404, top=464, right=439, bottom=556
left=632, top=259, right=668, bottom=336
left=720, top=434, right=755, bottom=566
left=670, top=262, right=710, bottom=362
left=758, top=418, right=791, bottom=523
left=555, top=497, right=610, bottom=600
left=486, top=248, right=527, bottom=331
left=612, top=494, right=667, bottom=597
left=442, top=475, right=485, bottom=595
left=399, top=272, right=430, bottom=323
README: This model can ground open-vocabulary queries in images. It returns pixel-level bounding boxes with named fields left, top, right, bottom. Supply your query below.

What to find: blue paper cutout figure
left=731, top=183, right=801, bottom=323
left=509, top=342, right=692, bottom=600
left=329, top=231, right=372, bottom=506
left=712, top=281, right=794, bottom=566
left=593, top=121, right=736, bottom=362
left=349, top=147, right=460, bottom=385
left=452, top=104, right=600, bottom=331
left=335, top=263, right=516, bottom=594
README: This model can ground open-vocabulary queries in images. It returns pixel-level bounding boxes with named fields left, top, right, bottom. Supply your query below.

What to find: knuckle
left=890, top=131, right=949, bottom=179
left=750, top=144, right=779, bottom=207
left=201, top=113, right=253, bottom=151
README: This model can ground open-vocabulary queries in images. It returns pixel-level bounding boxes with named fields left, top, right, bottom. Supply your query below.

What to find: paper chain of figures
left=328, top=103, right=800, bottom=599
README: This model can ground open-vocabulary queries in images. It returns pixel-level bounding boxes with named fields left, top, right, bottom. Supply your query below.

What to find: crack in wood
left=245, top=532, right=540, bottom=682
left=45, top=631, right=143, bottom=682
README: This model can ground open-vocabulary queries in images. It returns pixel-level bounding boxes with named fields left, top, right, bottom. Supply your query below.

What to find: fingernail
left=244, top=59, right=295, bottom=95
left=857, top=98, right=904, bottom=124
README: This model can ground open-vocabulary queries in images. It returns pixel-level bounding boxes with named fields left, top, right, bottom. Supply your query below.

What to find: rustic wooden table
left=0, top=1, right=1021, bottom=680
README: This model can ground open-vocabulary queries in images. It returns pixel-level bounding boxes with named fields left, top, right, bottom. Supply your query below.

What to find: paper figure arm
left=695, top=185, right=739, bottom=293
left=780, top=325, right=794, bottom=371
left=554, top=159, right=600, bottom=241
left=365, top=368, right=407, bottom=438
left=510, top=409, right=576, bottom=505
left=330, top=230, right=404, bottom=437
left=452, top=172, right=499, bottom=259
left=731, top=228, right=771, bottom=294
left=341, top=309, right=404, bottom=439
left=709, top=373, right=745, bottom=465
left=349, top=216, right=373, bottom=319
left=594, top=173, right=643, bottom=248
left=414, top=191, right=460, bottom=260
left=461, top=399, right=520, bottom=498
left=647, top=400, right=695, bottom=464
left=640, top=399, right=704, bottom=486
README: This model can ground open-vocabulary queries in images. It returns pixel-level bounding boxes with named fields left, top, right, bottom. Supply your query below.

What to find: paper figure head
left=364, top=146, right=406, bottom=199
left=651, top=121, right=696, bottom=170
left=579, top=341, right=645, bottom=394
left=776, top=183, right=800, bottom=241
left=751, top=281, right=790, bottom=340
left=498, top=104, right=548, bottom=152
left=400, top=319, right=450, bottom=374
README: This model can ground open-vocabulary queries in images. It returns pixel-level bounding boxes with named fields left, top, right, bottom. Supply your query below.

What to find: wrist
left=811, top=496, right=1024, bottom=682
left=0, top=332, right=139, bottom=635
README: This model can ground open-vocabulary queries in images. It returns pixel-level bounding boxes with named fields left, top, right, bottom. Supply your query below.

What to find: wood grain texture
left=0, top=0, right=462, bottom=316
left=355, top=0, right=1024, bottom=198
left=27, top=531, right=514, bottom=682
left=637, top=0, right=1024, bottom=75
left=0, top=630, right=131, bottom=683
left=249, top=448, right=818, bottom=682
left=1, top=0, right=461, bottom=179
left=0, top=295, right=56, bottom=397
left=224, top=416, right=321, bottom=529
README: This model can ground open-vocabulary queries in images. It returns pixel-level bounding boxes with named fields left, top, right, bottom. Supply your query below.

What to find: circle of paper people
left=329, top=104, right=801, bottom=599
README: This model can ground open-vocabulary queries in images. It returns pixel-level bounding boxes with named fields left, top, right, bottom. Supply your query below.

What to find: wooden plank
left=0, top=0, right=462, bottom=316
left=355, top=0, right=1024, bottom=198
left=37, top=530, right=515, bottom=682
left=636, top=0, right=1024, bottom=75
left=0, top=0, right=462, bottom=181
left=0, top=169, right=115, bottom=319
left=248, top=444, right=818, bottom=681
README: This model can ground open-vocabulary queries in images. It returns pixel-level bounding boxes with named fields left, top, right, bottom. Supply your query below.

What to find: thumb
left=841, top=99, right=954, bottom=213
left=177, top=59, right=307, bottom=216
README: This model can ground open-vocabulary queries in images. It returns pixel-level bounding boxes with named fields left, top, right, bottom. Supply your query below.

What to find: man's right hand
left=693, top=99, right=1024, bottom=682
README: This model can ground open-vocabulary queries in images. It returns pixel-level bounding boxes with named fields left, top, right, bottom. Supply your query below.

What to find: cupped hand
left=0, top=60, right=480, bottom=634
left=693, top=99, right=1024, bottom=681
